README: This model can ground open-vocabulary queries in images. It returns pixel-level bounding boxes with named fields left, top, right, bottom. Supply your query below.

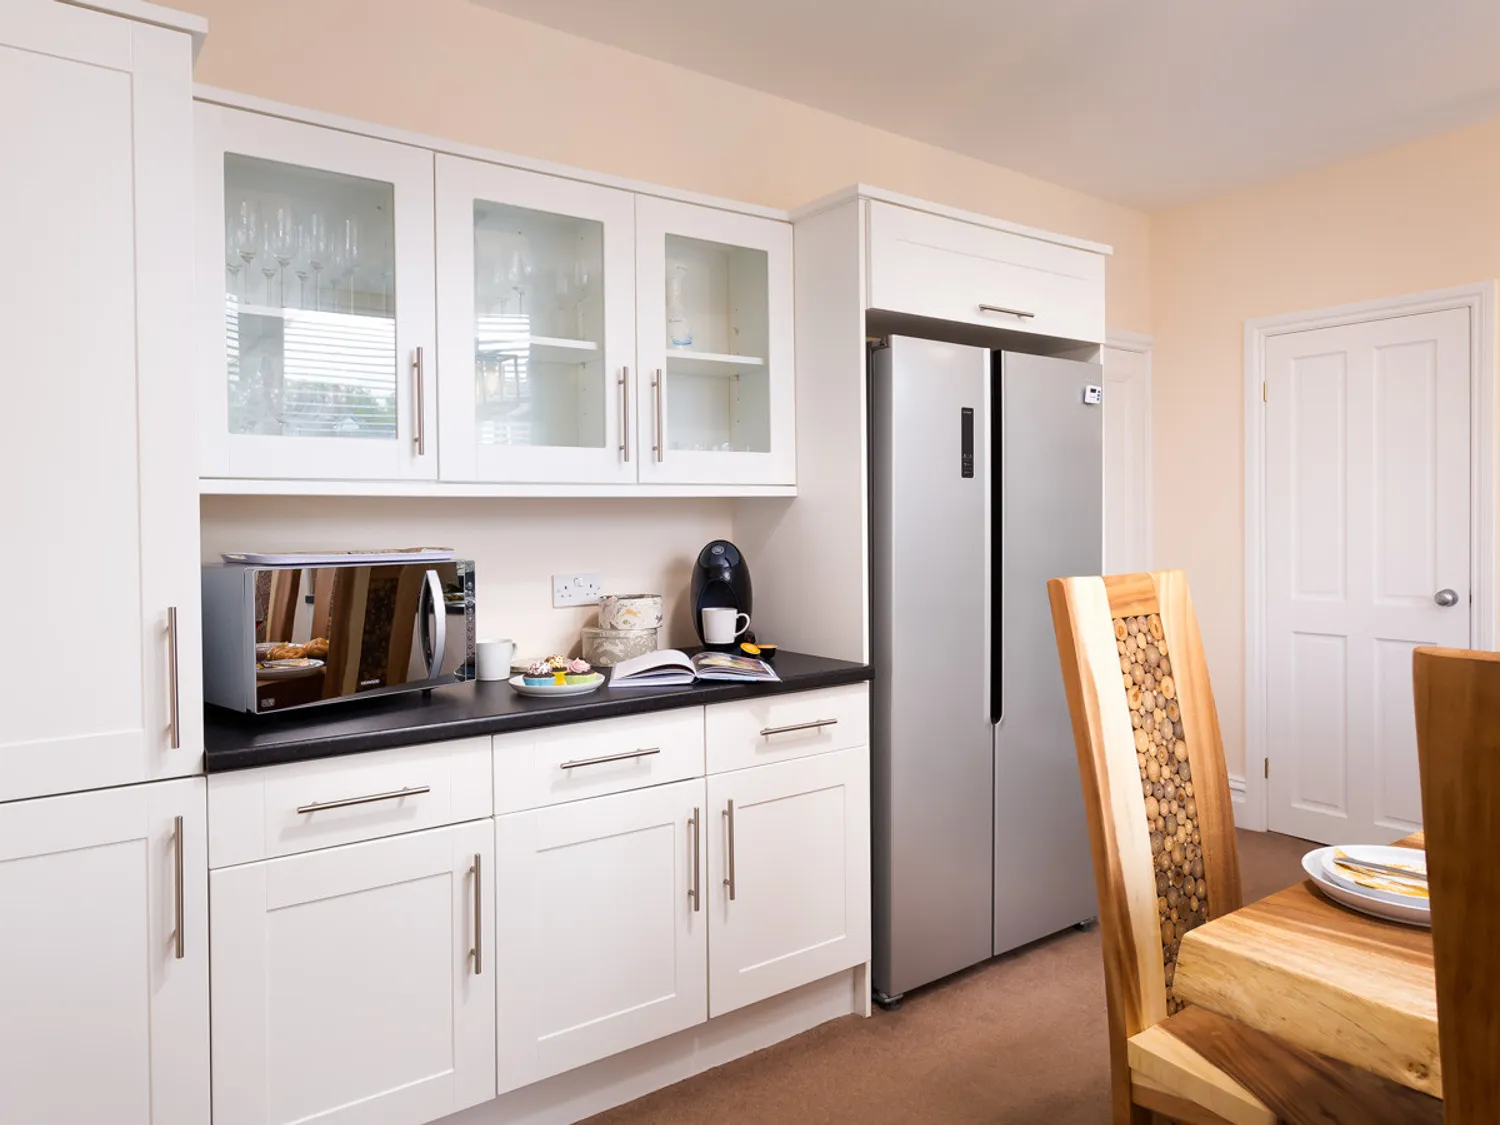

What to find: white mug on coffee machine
left=701, top=607, right=750, bottom=645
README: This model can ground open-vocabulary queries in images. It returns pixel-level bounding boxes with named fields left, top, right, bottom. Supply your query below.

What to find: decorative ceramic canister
left=581, top=626, right=658, bottom=666
left=597, top=593, right=665, bottom=631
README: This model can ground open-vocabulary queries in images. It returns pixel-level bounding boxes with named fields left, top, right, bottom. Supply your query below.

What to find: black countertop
left=204, top=650, right=872, bottom=772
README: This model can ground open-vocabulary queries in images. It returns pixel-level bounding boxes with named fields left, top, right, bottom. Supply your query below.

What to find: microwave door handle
left=423, top=568, right=447, bottom=681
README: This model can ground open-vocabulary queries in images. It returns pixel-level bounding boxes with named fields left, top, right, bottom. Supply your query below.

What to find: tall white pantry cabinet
left=0, top=3, right=209, bottom=1125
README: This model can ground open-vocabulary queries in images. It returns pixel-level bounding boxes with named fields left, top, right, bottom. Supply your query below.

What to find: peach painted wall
left=1151, top=114, right=1500, bottom=778
left=183, top=0, right=1151, bottom=661
left=173, top=0, right=1150, bottom=330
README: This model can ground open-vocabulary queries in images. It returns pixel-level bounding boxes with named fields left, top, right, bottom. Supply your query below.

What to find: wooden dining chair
left=1050, top=570, right=1442, bottom=1125
left=1414, top=647, right=1500, bottom=1124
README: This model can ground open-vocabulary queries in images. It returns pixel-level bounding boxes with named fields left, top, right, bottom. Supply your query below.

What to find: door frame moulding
left=1105, top=329, right=1155, bottom=571
left=1242, top=281, right=1497, bottom=833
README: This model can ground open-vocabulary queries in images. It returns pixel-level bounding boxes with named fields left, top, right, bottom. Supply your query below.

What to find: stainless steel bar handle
left=559, top=746, right=661, bottom=770
left=412, top=347, right=426, bottom=456
left=172, top=814, right=185, bottom=960
left=166, top=606, right=181, bottom=750
left=689, top=807, right=701, bottom=912
left=759, top=718, right=838, bottom=738
left=723, top=800, right=737, bottom=901
left=620, top=367, right=631, bottom=462
left=295, top=785, right=431, bottom=815
left=653, top=368, right=664, bottom=463
left=978, top=303, right=1036, bottom=320
left=470, top=853, right=483, bottom=975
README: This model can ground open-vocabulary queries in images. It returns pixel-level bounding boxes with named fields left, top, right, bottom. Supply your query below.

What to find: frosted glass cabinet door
left=435, top=156, right=636, bottom=483
left=635, top=197, right=796, bottom=486
left=195, top=102, right=437, bottom=481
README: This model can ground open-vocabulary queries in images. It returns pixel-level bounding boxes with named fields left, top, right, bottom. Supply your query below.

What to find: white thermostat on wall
left=1083, top=384, right=1103, bottom=405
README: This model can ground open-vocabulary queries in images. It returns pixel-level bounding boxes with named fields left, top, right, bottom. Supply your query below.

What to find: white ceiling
left=469, top=0, right=1500, bottom=210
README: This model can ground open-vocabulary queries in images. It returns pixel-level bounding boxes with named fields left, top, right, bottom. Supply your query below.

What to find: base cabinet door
left=707, top=748, right=870, bottom=1016
left=0, top=779, right=209, bottom=1125
left=210, top=821, right=495, bottom=1125
left=495, top=778, right=708, bottom=1092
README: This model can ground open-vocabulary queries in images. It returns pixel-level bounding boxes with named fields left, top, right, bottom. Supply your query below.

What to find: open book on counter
left=609, top=649, right=780, bottom=687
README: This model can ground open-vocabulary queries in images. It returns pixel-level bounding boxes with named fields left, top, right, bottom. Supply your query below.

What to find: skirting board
left=1228, top=774, right=1248, bottom=821
left=438, top=966, right=868, bottom=1125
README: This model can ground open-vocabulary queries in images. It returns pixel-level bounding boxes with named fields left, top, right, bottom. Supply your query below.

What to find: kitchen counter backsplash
left=199, top=493, right=731, bottom=657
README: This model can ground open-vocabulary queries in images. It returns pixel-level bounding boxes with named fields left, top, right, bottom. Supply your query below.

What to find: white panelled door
left=1102, top=340, right=1152, bottom=573
left=706, top=747, right=870, bottom=1017
left=0, top=0, right=201, bottom=802
left=0, top=779, right=209, bottom=1125
left=1264, top=308, right=1471, bottom=843
left=494, top=778, right=708, bottom=1092
left=210, top=822, right=495, bottom=1125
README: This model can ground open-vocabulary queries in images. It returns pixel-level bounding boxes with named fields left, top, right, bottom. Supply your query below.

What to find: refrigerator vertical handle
left=990, top=362, right=1003, bottom=729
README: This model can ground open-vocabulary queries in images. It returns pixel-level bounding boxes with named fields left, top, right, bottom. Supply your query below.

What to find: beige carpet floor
left=584, top=829, right=1315, bottom=1125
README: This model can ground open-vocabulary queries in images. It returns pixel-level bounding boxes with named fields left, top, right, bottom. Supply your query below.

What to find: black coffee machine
left=690, top=539, right=753, bottom=650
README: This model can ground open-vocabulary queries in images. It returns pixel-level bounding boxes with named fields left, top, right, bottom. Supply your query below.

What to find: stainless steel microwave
left=202, top=560, right=476, bottom=713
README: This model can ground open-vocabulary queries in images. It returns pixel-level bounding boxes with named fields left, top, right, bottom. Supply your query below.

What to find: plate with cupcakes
left=509, top=655, right=604, bottom=697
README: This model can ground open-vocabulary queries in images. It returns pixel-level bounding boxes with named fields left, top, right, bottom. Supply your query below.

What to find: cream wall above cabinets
left=195, top=93, right=796, bottom=499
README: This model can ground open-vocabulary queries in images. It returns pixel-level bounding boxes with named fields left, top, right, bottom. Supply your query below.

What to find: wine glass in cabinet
left=634, top=197, right=795, bottom=487
left=195, top=102, right=436, bottom=482
left=435, top=156, right=636, bottom=484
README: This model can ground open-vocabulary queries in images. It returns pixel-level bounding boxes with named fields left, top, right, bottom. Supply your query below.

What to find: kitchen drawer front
left=706, top=684, right=869, bottom=774
left=207, top=738, right=493, bottom=868
left=493, top=709, right=705, bottom=815
left=866, top=201, right=1105, bottom=343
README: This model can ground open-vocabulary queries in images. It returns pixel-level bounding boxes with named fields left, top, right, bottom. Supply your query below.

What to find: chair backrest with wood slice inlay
left=1048, top=570, right=1242, bottom=1120
left=1413, top=647, right=1500, bottom=1125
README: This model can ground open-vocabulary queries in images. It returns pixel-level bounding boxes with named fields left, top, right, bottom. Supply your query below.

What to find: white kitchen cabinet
left=0, top=778, right=209, bottom=1125
left=436, top=156, right=637, bottom=483
left=494, top=778, right=709, bottom=1092
left=865, top=200, right=1106, bottom=344
left=635, top=196, right=796, bottom=486
left=210, top=820, right=495, bottom=1125
left=0, top=1, right=201, bottom=802
left=706, top=746, right=870, bottom=1016
left=194, top=101, right=437, bottom=482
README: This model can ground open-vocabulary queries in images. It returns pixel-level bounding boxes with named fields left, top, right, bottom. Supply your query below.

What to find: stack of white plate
left=1301, top=845, right=1430, bottom=927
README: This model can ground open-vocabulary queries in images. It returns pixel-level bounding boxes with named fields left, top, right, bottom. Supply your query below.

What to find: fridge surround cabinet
left=870, top=337, right=1101, bottom=1003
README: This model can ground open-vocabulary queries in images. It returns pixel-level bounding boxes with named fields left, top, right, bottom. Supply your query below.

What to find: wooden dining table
left=1173, top=831, right=1439, bottom=1098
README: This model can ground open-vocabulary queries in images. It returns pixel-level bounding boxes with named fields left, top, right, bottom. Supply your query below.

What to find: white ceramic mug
left=475, top=638, right=516, bottom=681
left=702, top=607, right=750, bottom=645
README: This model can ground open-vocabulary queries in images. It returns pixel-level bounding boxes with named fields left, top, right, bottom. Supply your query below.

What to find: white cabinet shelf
left=197, top=477, right=796, bottom=498
left=666, top=349, right=766, bottom=375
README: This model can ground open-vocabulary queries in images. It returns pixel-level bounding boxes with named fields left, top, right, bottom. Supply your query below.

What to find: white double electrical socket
left=552, top=572, right=604, bottom=608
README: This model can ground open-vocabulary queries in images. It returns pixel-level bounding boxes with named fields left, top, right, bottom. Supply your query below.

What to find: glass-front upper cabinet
left=195, top=103, right=436, bottom=481
left=435, top=157, right=636, bottom=484
left=635, top=197, right=795, bottom=486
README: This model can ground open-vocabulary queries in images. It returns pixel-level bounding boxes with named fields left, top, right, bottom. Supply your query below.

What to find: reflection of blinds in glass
left=282, top=310, right=397, bottom=439
left=475, top=313, right=531, bottom=446
left=227, top=303, right=398, bottom=440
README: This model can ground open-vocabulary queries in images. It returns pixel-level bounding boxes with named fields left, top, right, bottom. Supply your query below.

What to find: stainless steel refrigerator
left=870, top=335, right=1102, bottom=1005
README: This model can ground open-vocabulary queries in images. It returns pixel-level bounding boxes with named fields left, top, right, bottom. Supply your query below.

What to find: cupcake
left=546, top=654, right=570, bottom=686
left=564, top=658, right=593, bottom=684
left=523, top=660, right=553, bottom=686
